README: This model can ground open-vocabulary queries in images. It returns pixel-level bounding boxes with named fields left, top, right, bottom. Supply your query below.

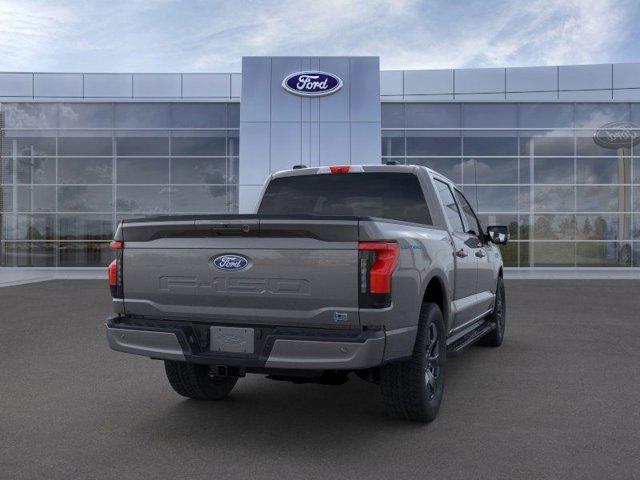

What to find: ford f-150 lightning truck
left=106, top=164, right=508, bottom=422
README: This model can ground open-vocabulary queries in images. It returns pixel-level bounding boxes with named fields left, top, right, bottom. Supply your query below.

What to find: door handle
left=475, top=250, right=486, bottom=258
left=455, top=249, right=468, bottom=258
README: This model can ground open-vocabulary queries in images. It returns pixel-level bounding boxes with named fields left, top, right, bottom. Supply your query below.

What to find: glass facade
left=0, top=102, right=239, bottom=266
left=382, top=102, right=640, bottom=268
left=1, top=100, right=638, bottom=269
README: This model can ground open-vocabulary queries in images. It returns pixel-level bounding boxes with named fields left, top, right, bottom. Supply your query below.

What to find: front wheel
left=380, top=302, right=446, bottom=422
left=479, top=276, right=506, bottom=347
left=164, top=361, right=238, bottom=400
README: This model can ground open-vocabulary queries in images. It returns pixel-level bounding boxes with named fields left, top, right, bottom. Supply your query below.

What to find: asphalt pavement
left=1, top=279, right=639, bottom=480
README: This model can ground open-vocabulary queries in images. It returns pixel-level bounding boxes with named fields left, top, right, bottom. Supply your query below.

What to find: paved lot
left=1, top=280, right=639, bottom=480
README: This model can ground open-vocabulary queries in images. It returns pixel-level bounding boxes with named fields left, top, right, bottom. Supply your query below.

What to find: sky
left=0, top=0, right=638, bottom=73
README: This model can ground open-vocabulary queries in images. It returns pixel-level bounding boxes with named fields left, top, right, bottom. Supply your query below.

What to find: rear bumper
left=105, top=317, right=403, bottom=371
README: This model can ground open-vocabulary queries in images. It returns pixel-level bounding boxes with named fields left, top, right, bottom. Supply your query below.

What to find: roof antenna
left=292, top=164, right=307, bottom=169
left=385, top=160, right=398, bottom=165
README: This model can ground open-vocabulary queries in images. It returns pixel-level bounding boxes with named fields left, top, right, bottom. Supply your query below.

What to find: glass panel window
left=576, top=242, right=632, bottom=267
left=576, top=186, right=630, bottom=212
left=575, top=214, right=630, bottom=241
left=531, top=242, right=575, bottom=267
left=2, top=103, right=58, bottom=128
left=464, top=158, right=518, bottom=184
left=58, top=214, right=113, bottom=240
left=381, top=103, right=404, bottom=128
left=407, top=158, right=462, bottom=183
left=1, top=242, right=56, bottom=267
left=433, top=179, right=464, bottom=232
left=533, top=186, right=575, bottom=212
left=58, top=136, right=112, bottom=156
left=576, top=135, right=630, bottom=156
left=574, top=103, right=630, bottom=128
left=406, top=104, right=460, bottom=128
left=16, top=157, right=56, bottom=184
left=116, top=158, right=170, bottom=184
left=519, top=134, right=574, bottom=157
left=58, top=103, right=113, bottom=128
left=171, top=134, right=226, bottom=156
left=116, top=136, right=168, bottom=156
left=633, top=158, right=639, bottom=183
left=170, top=103, right=227, bottom=128
left=499, top=242, right=518, bottom=267
left=17, top=186, right=56, bottom=212
left=576, top=157, right=629, bottom=184
left=3, top=136, right=56, bottom=156
left=406, top=131, right=461, bottom=156
left=227, top=130, right=239, bottom=157
left=58, top=186, right=112, bottom=212
left=114, top=104, right=170, bottom=128
left=463, top=104, right=517, bottom=128
left=381, top=130, right=404, bottom=156
left=58, top=242, right=111, bottom=267
left=116, top=186, right=170, bottom=213
left=533, top=214, right=575, bottom=240
left=1, top=186, right=13, bottom=211
left=475, top=186, right=518, bottom=213
left=463, top=135, right=518, bottom=156
left=228, top=103, right=240, bottom=127
left=533, top=158, right=574, bottom=184
left=518, top=104, right=573, bottom=129
left=1, top=158, right=12, bottom=183
left=171, top=158, right=227, bottom=184
left=172, top=186, right=229, bottom=213
left=13, top=214, right=55, bottom=240
left=58, top=158, right=112, bottom=184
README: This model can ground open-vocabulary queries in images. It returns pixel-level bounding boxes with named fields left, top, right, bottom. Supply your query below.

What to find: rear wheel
left=164, top=361, right=238, bottom=400
left=380, top=302, right=446, bottom=422
left=479, top=276, right=506, bottom=347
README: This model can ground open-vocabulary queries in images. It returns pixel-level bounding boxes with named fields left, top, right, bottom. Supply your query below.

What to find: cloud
left=0, top=0, right=636, bottom=73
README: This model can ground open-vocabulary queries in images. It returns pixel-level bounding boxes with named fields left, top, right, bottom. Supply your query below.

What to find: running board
left=446, top=321, right=495, bottom=357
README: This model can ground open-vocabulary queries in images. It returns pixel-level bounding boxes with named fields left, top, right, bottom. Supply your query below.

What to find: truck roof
left=270, top=163, right=456, bottom=186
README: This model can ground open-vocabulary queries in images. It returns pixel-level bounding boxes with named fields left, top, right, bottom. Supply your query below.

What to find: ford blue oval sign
left=211, top=254, right=249, bottom=272
left=282, top=71, right=343, bottom=97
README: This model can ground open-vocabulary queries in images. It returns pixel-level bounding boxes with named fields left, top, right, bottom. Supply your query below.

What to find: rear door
left=432, top=179, right=478, bottom=327
left=121, top=218, right=360, bottom=327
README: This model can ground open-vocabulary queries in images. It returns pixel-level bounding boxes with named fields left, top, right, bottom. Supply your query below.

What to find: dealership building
left=0, top=57, right=639, bottom=273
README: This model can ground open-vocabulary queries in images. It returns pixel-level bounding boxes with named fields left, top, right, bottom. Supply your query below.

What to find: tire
left=380, top=302, right=446, bottom=422
left=479, top=276, right=506, bottom=347
left=164, top=361, right=238, bottom=400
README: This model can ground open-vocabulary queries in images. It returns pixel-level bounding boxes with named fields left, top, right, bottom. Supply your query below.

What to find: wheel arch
left=421, top=274, right=450, bottom=332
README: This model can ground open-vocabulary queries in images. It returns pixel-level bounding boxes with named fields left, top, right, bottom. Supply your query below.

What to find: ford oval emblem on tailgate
left=211, top=254, right=249, bottom=272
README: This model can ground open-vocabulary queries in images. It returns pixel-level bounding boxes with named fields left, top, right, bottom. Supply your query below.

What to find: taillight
left=108, top=241, right=124, bottom=298
left=358, top=242, right=399, bottom=308
left=108, top=260, right=118, bottom=286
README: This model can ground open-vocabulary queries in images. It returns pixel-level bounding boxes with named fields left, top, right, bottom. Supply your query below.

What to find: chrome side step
left=446, top=321, right=495, bottom=357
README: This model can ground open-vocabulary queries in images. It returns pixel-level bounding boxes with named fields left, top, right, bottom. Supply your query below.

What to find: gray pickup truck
left=106, top=164, right=508, bottom=422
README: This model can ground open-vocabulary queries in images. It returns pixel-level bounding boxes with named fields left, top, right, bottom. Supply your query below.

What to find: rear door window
left=433, top=179, right=464, bottom=232
left=258, top=172, right=432, bottom=225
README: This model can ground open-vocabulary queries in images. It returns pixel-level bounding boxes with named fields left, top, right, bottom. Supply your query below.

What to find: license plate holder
left=210, top=326, right=255, bottom=354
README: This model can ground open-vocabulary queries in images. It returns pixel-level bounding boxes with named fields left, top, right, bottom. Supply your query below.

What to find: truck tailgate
left=119, top=216, right=360, bottom=327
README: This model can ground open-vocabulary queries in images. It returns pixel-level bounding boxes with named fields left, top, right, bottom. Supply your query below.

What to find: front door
left=453, top=188, right=496, bottom=319
left=433, top=179, right=478, bottom=327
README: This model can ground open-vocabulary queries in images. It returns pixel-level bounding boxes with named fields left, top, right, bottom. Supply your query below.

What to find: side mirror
left=486, top=225, right=509, bottom=245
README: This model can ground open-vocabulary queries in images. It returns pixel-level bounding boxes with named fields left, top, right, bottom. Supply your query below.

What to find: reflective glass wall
left=382, top=103, right=640, bottom=268
left=0, top=102, right=239, bottom=267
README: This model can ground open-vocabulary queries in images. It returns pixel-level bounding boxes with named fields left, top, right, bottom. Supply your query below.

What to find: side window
left=454, top=189, right=482, bottom=237
left=434, top=179, right=464, bottom=233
